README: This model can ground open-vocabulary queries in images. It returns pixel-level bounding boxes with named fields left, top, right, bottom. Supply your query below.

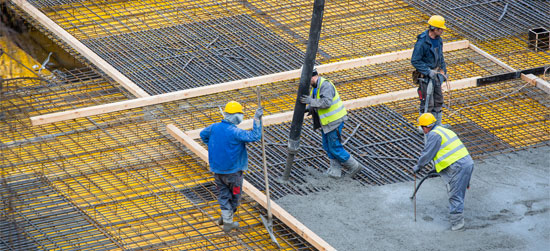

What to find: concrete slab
left=277, top=146, right=550, bottom=251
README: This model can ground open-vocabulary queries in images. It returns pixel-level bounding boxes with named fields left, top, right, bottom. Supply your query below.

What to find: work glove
left=413, top=165, right=421, bottom=174
left=254, top=107, right=263, bottom=121
left=300, top=95, right=313, bottom=104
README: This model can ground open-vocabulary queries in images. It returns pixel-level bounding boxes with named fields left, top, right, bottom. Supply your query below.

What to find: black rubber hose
left=410, top=169, right=438, bottom=200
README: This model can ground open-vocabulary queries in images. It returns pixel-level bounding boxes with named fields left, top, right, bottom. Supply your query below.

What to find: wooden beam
left=30, top=40, right=470, bottom=126
left=521, top=73, right=550, bottom=94
left=186, top=77, right=480, bottom=139
left=166, top=124, right=335, bottom=251
left=469, top=43, right=516, bottom=72
left=13, top=0, right=150, bottom=98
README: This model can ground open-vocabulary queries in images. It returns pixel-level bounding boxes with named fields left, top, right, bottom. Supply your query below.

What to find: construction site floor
left=277, top=145, right=550, bottom=251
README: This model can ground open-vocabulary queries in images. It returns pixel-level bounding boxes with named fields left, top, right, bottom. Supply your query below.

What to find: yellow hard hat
left=428, top=15, right=447, bottom=29
left=224, top=101, right=243, bottom=114
left=418, top=113, right=437, bottom=127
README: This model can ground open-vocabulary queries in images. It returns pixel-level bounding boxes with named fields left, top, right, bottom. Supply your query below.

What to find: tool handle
left=257, top=87, right=273, bottom=221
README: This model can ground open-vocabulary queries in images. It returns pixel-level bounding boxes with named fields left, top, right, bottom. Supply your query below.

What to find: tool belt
left=412, top=70, right=426, bottom=84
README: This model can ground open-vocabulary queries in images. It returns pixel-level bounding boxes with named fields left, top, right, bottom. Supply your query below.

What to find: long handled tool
left=413, top=173, right=416, bottom=222
left=257, top=87, right=281, bottom=248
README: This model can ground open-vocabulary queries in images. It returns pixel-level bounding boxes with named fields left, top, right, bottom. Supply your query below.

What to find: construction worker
left=414, top=113, right=474, bottom=231
left=200, top=101, right=263, bottom=233
left=300, top=68, right=363, bottom=178
left=411, top=15, right=449, bottom=128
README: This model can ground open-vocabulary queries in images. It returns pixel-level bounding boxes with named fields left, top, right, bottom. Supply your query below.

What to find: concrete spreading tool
left=410, top=169, right=439, bottom=200
left=257, top=87, right=281, bottom=248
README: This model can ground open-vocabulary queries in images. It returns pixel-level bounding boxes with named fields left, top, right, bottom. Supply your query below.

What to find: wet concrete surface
left=277, top=146, right=550, bottom=251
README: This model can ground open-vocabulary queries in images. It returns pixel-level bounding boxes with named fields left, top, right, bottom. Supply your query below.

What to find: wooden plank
left=469, top=43, right=516, bottom=71
left=30, top=40, right=470, bottom=126
left=166, top=124, right=335, bottom=251
left=521, top=73, right=550, bottom=94
left=13, top=0, right=150, bottom=98
left=186, top=77, right=480, bottom=139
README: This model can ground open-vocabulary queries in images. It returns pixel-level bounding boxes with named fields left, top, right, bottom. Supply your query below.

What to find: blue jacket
left=200, top=120, right=261, bottom=174
left=411, top=30, right=447, bottom=77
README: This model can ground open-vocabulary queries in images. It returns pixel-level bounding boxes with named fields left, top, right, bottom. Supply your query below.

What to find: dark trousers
left=214, top=171, right=243, bottom=213
left=417, top=78, right=444, bottom=114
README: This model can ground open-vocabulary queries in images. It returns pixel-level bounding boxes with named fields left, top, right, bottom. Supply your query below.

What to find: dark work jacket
left=411, top=30, right=447, bottom=77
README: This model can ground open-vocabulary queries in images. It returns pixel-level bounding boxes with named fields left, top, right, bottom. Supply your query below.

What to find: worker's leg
left=228, top=171, right=243, bottom=213
left=321, top=130, right=336, bottom=160
left=325, top=122, right=350, bottom=163
left=440, top=160, right=474, bottom=230
left=214, top=173, right=233, bottom=212
left=215, top=173, right=241, bottom=232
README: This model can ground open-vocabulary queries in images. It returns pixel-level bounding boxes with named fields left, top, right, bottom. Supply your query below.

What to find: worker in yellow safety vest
left=414, top=113, right=474, bottom=231
left=299, top=68, right=364, bottom=179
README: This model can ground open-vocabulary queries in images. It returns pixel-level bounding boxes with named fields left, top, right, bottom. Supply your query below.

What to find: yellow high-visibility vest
left=432, top=127, right=470, bottom=172
left=309, top=77, right=347, bottom=125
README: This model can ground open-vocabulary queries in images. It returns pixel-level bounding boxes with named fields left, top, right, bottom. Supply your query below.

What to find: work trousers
left=417, top=77, right=444, bottom=114
left=439, top=158, right=474, bottom=224
left=214, top=171, right=243, bottom=213
left=321, top=122, right=351, bottom=163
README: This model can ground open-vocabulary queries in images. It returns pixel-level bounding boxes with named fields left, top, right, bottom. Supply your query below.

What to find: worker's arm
left=415, top=131, right=442, bottom=172
left=234, top=120, right=261, bottom=142
left=308, top=81, right=334, bottom=109
left=411, top=41, right=431, bottom=76
left=199, top=125, right=213, bottom=144
left=233, top=109, right=263, bottom=142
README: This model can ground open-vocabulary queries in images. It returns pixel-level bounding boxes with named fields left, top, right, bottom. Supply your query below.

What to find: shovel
left=257, top=86, right=281, bottom=248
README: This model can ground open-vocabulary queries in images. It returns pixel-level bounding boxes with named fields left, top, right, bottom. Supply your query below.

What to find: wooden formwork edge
left=166, top=124, right=336, bottom=251
left=30, top=40, right=470, bottom=126
left=185, top=76, right=481, bottom=139
left=521, top=73, right=550, bottom=94
left=468, top=43, right=516, bottom=72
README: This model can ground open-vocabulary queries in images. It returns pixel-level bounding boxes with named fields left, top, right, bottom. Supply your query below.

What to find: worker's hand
left=413, top=165, right=421, bottom=174
left=254, top=107, right=263, bottom=120
left=300, top=95, right=312, bottom=104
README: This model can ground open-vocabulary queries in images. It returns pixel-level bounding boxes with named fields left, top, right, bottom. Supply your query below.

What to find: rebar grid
left=1, top=76, right=314, bottom=250
left=81, top=14, right=305, bottom=95
left=405, top=0, right=550, bottom=41
left=387, top=79, right=550, bottom=155
left=12, top=0, right=468, bottom=95
left=404, top=0, right=550, bottom=69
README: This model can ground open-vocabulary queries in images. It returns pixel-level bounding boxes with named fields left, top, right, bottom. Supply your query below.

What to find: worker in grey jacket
left=300, top=68, right=363, bottom=178
left=414, top=113, right=474, bottom=231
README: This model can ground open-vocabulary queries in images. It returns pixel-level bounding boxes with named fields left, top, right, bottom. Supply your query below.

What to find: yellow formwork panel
left=0, top=36, right=51, bottom=78
left=476, top=36, right=550, bottom=69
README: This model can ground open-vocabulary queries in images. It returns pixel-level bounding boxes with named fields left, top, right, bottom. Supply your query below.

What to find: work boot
left=451, top=218, right=465, bottom=231
left=435, top=112, right=450, bottom=129
left=325, top=159, right=342, bottom=178
left=221, top=210, right=239, bottom=233
left=342, top=156, right=363, bottom=178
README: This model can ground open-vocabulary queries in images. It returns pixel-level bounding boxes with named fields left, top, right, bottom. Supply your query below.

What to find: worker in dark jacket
left=411, top=15, right=449, bottom=128
left=414, top=113, right=474, bottom=231
left=200, top=101, right=262, bottom=233
left=300, top=68, right=364, bottom=178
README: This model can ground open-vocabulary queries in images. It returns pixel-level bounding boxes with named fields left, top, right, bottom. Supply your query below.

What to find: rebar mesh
left=404, top=0, right=550, bottom=69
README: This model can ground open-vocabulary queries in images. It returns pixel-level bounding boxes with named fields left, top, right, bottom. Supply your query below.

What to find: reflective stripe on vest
left=431, top=127, right=469, bottom=172
left=309, top=77, right=347, bottom=125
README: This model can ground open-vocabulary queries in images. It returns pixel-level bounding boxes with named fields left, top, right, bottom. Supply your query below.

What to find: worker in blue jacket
left=200, top=101, right=262, bottom=233
left=411, top=15, right=449, bottom=128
